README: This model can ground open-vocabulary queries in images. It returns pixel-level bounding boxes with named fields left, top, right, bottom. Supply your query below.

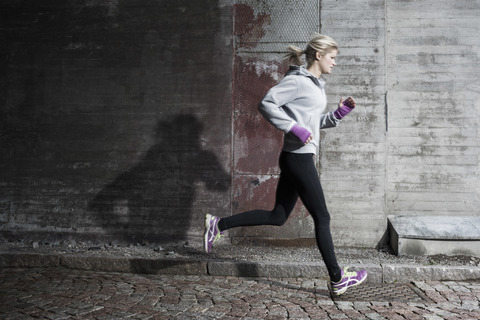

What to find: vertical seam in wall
left=318, top=0, right=322, bottom=32
left=230, top=1, right=236, bottom=219
left=384, top=0, right=389, bottom=220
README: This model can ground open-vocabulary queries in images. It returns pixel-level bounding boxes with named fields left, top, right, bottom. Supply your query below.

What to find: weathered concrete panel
left=320, top=0, right=387, bottom=247
left=386, top=0, right=480, bottom=219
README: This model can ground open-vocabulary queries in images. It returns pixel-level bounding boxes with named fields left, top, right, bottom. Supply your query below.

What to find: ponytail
left=285, top=45, right=304, bottom=66
left=285, top=33, right=338, bottom=67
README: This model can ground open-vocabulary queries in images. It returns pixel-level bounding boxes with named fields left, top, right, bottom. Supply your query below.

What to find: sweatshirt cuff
left=332, top=111, right=342, bottom=121
left=285, top=121, right=296, bottom=134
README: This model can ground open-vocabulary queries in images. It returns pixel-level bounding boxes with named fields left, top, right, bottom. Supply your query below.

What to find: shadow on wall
left=88, top=114, right=230, bottom=244
left=0, top=0, right=231, bottom=244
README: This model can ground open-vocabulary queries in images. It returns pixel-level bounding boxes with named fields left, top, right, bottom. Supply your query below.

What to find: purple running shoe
left=329, top=267, right=368, bottom=296
left=204, top=214, right=223, bottom=253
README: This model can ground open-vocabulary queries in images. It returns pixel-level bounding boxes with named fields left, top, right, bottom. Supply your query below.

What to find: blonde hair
left=286, top=33, right=338, bottom=66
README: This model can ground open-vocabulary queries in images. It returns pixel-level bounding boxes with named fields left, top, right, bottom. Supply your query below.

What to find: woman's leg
left=218, top=153, right=299, bottom=231
left=280, top=152, right=342, bottom=282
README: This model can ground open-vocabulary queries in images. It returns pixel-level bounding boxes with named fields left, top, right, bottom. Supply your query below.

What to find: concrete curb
left=0, top=252, right=207, bottom=276
left=382, top=263, right=480, bottom=283
left=1, top=251, right=479, bottom=283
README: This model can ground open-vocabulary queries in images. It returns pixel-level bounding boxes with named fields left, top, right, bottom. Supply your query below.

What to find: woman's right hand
left=304, top=134, right=313, bottom=145
left=290, top=124, right=313, bottom=145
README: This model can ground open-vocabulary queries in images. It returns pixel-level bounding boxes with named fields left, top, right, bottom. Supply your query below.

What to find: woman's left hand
left=339, top=97, right=356, bottom=109
left=334, top=96, right=356, bottom=119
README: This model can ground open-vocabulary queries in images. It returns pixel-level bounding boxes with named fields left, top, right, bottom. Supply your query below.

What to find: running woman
left=204, top=33, right=367, bottom=296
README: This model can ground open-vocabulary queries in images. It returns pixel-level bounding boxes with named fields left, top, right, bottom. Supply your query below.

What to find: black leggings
left=218, top=151, right=341, bottom=282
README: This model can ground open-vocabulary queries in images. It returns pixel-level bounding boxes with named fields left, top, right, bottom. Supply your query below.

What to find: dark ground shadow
left=88, top=114, right=229, bottom=244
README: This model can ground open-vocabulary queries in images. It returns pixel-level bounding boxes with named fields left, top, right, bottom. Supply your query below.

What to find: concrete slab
left=388, top=215, right=480, bottom=257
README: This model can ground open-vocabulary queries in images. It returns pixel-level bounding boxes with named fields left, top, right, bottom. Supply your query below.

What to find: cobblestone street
left=1, top=267, right=479, bottom=319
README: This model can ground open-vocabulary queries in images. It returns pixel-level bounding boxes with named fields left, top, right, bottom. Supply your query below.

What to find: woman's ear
left=315, top=51, right=323, bottom=61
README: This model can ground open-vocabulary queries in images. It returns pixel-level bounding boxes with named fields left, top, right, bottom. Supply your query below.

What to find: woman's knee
left=271, top=214, right=287, bottom=226
left=270, top=206, right=289, bottom=226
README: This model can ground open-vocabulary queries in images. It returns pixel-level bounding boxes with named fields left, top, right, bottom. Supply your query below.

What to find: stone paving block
left=362, top=312, right=386, bottom=320
left=353, top=301, right=371, bottom=311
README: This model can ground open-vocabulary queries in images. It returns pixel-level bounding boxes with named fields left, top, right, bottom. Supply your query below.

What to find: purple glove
left=290, top=124, right=311, bottom=144
left=334, top=97, right=356, bottom=119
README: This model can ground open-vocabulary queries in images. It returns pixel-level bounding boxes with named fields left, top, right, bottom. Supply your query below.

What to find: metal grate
left=234, top=0, right=320, bottom=53
left=331, top=283, right=431, bottom=303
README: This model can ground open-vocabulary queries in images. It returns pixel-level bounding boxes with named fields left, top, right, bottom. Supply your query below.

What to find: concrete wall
left=385, top=0, right=480, bottom=218
left=322, top=0, right=480, bottom=247
left=0, top=0, right=232, bottom=244
left=231, top=0, right=480, bottom=248
left=1, top=0, right=479, bottom=248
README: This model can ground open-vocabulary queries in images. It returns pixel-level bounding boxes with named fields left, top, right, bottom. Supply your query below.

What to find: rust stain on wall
left=233, top=55, right=287, bottom=175
left=231, top=0, right=317, bottom=242
left=233, top=3, right=271, bottom=49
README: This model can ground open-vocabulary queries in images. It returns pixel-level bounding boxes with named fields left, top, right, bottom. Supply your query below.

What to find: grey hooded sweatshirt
left=258, top=65, right=340, bottom=155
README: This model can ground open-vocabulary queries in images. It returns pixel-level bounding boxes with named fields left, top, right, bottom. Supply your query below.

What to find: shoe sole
left=330, top=273, right=368, bottom=296
left=204, top=214, right=212, bottom=253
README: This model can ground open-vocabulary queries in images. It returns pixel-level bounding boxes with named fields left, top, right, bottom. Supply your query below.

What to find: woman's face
left=317, top=49, right=338, bottom=74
